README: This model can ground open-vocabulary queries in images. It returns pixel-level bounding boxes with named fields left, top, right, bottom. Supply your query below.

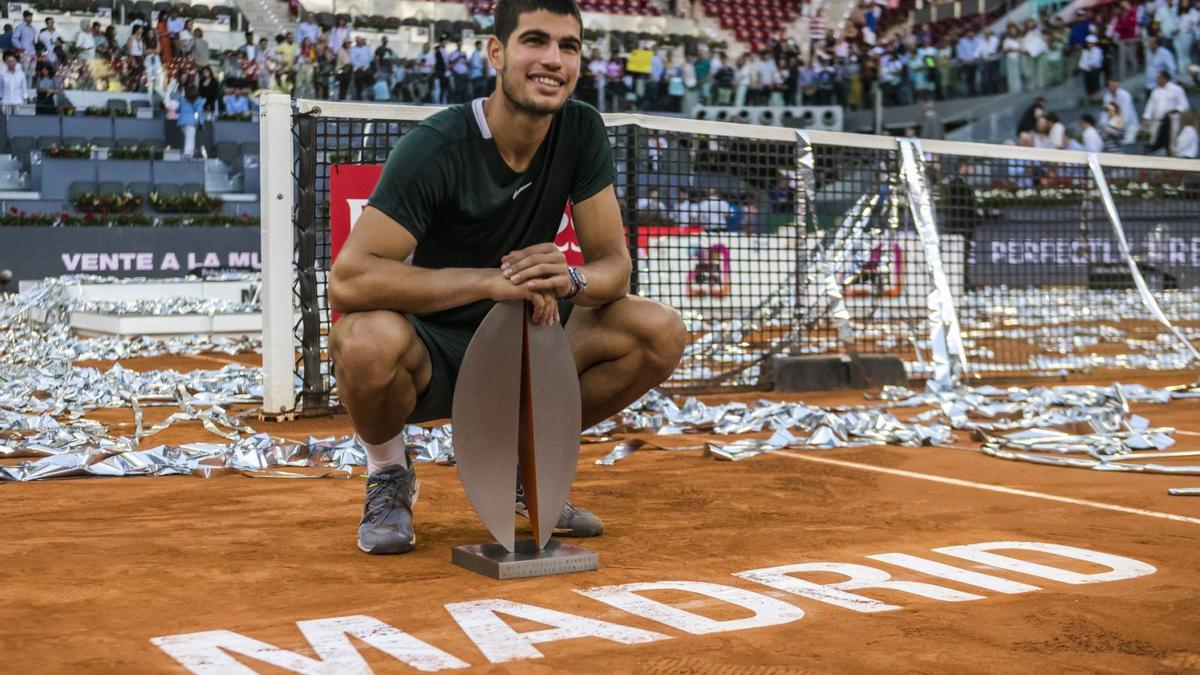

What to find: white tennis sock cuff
left=359, top=431, right=409, bottom=474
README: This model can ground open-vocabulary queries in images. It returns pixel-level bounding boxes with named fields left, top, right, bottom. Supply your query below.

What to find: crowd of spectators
left=1, top=0, right=1198, bottom=147
left=600, top=0, right=1200, bottom=114
left=1003, top=69, right=1196, bottom=159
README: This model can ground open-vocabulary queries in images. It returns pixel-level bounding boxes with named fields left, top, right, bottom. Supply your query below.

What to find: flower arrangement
left=149, top=192, right=224, bottom=214
left=972, top=181, right=1194, bottom=208
left=84, top=105, right=135, bottom=118
left=72, top=191, right=145, bottom=214
left=109, top=144, right=166, bottom=160
left=44, top=143, right=94, bottom=159
left=1, top=206, right=257, bottom=227
left=352, top=15, right=390, bottom=30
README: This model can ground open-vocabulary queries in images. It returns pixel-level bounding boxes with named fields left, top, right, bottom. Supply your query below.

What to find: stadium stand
left=1, top=0, right=1198, bottom=226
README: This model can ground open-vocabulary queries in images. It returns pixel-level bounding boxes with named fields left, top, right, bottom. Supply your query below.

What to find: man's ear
left=486, top=35, right=504, bottom=72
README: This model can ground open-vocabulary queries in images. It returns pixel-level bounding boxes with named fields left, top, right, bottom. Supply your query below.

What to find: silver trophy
left=450, top=300, right=598, bottom=579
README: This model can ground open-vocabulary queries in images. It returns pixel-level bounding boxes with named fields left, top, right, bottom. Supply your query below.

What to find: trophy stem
left=516, top=313, right=543, bottom=547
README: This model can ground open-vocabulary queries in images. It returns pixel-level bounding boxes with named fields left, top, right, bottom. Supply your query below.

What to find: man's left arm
left=501, top=185, right=631, bottom=307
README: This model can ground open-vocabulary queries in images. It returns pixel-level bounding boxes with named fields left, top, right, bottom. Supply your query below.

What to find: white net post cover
left=259, top=93, right=298, bottom=416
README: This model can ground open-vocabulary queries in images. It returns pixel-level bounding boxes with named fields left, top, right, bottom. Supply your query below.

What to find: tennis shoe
left=358, top=464, right=419, bottom=554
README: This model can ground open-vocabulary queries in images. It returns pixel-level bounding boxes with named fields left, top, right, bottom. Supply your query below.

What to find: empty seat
left=154, top=183, right=180, bottom=196
left=68, top=181, right=98, bottom=200
left=115, top=138, right=141, bottom=148
left=90, top=137, right=115, bottom=148
left=36, top=135, right=61, bottom=149
left=130, top=100, right=152, bottom=109
left=239, top=141, right=259, bottom=156
left=97, top=181, right=125, bottom=195
left=106, top=99, right=129, bottom=111
left=63, top=136, right=88, bottom=147
left=215, top=140, right=240, bottom=166
left=179, top=182, right=204, bottom=194
left=127, top=181, right=153, bottom=196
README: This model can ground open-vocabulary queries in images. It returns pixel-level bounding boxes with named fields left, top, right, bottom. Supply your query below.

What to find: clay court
left=3, top=350, right=1198, bottom=674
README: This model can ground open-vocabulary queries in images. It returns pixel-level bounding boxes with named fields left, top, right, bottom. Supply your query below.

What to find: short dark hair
left=494, top=0, right=582, bottom=45
left=1081, top=113, right=1096, bottom=125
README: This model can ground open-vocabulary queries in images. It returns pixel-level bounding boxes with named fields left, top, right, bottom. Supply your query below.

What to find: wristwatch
left=565, top=266, right=588, bottom=300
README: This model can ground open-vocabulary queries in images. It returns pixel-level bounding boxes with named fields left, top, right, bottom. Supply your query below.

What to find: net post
left=1087, top=153, right=1200, bottom=363
left=623, top=124, right=641, bottom=294
left=258, top=93, right=297, bottom=417
left=897, top=138, right=969, bottom=391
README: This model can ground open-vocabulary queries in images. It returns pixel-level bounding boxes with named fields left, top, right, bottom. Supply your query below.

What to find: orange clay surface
left=2, top=354, right=1199, bottom=673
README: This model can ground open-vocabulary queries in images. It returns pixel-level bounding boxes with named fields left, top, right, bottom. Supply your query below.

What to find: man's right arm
left=329, top=206, right=552, bottom=319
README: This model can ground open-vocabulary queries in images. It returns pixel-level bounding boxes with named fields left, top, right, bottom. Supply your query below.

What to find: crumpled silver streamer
left=589, top=389, right=954, bottom=465
left=877, top=381, right=1200, bottom=474
left=898, top=138, right=968, bottom=394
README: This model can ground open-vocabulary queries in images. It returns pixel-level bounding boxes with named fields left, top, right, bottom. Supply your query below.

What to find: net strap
left=1088, top=153, right=1200, bottom=364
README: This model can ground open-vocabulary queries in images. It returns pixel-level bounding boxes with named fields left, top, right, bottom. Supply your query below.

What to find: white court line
left=777, top=452, right=1200, bottom=526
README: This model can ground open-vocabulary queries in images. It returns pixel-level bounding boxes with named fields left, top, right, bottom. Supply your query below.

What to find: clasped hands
left=490, top=243, right=573, bottom=327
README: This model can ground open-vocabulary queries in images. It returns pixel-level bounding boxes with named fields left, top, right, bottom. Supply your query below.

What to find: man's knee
left=636, top=301, right=688, bottom=373
left=330, top=311, right=421, bottom=392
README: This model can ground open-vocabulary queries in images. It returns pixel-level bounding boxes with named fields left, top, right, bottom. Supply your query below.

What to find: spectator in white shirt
left=1078, top=35, right=1104, bottom=96
left=1144, top=71, right=1191, bottom=152
left=1081, top=114, right=1105, bottom=152
left=296, top=15, right=320, bottom=47
left=636, top=188, right=667, bottom=215
left=0, top=53, right=27, bottom=105
left=38, top=17, right=61, bottom=64
left=673, top=190, right=699, bottom=226
left=74, top=19, right=95, bottom=59
left=1103, top=77, right=1140, bottom=144
left=1020, top=21, right=1048, bottom=89
left=696, top=188, right=733, bottom=231
left=1175, top=111, right=1199, bottom=157
left=328, top=16, right=351, bottom=54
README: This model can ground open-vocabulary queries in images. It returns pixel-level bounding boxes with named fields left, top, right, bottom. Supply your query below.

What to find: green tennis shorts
left=405, top=301, right=574, bottom=423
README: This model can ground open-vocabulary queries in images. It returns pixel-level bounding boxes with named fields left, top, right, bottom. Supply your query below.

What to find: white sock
left=359, top=431, right=410, bottom=475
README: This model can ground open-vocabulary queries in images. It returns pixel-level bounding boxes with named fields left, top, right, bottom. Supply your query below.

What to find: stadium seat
left=63, top=137, right=88, bottom=147
left=115, top=138, right=141, bottom=148
left=68, top=182, right=98, bottom=200
left=154, top=183, right=181, bottom=196
left=10, top=137, right=35, bottom=171
left=215, top=141, right=240, bottom=167
left=97, top=181, right=125, bottom=195
left=239, top=142, right=259, bottom=157
left=130, top=100, right=152, bottom=110
left=36, top=136, right=61, bottom=150
left=384, top=17, right=402, bottom=30
left=127, top=181, right=153, bottom=197
left=106, top=99, right=130, bottom=112
left=179, top=182, right=204, bottom=195
left=90, top=137, right=115, bottom=148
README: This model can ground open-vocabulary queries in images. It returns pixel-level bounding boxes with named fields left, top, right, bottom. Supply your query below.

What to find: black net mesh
left=291, top=107, right=1200, bottom=412
left=293, top=113, right=424, bottom=412
left=925, top=152, right=1200, bottom=375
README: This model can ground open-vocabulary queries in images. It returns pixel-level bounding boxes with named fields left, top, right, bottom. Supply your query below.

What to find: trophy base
left=452, top=539, right=599, bottom=579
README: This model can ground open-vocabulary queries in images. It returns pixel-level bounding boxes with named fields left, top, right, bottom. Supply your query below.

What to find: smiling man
left=328, top=0, right=688, bottom=555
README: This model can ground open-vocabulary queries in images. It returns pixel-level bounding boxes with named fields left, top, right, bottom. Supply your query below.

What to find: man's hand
left=501, top=243, right=573, bottom=299
left=485, top=268, right=559, bottom=326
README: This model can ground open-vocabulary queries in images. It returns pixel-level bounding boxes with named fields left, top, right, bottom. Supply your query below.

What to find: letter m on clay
left=151, top=615, right=469, bottom=674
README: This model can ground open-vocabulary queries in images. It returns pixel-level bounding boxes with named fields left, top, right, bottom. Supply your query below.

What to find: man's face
left=46, top=18, right=54, bottom=29
left=5, top=55, right=15, bottom=69
left=490, top=9, right=582, bottom=115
